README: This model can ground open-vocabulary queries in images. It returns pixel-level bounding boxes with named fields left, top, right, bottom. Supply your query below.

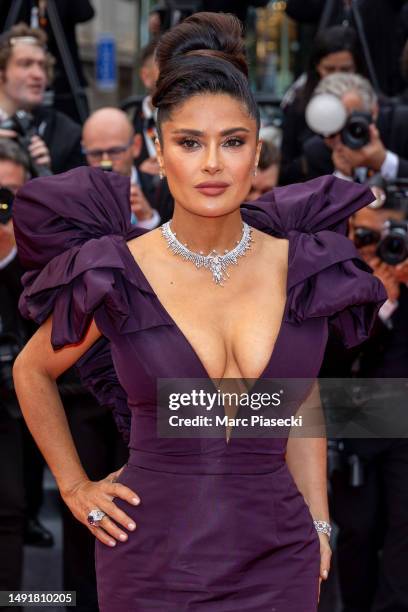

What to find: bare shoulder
left=126, top=227, right=163, bottom=264
left=251, top=227, right=289, bottom=266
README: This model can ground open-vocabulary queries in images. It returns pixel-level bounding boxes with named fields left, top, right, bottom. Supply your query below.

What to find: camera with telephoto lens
left=0, top=187, right=14, bottom=225
left=305, top=93, right=372, bottom=149
left=341, top=111, right=372, bottom=150
left=354, top=219, right=408, bottom=265
left=0, top=109, right=37, bottom=147
left=0, top=110, right=51, bottom=177
left=377, top=220, right=408, bottom=265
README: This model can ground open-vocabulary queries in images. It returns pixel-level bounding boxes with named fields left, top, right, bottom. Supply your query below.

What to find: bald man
left=82, top=107, right=160, bottom=229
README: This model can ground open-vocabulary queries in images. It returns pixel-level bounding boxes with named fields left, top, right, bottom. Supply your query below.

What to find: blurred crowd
left=1, top=2, right=408, bottom=612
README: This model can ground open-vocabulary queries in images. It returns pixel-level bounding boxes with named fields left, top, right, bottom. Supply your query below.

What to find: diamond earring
left=159, top=168, right=165, bottom=180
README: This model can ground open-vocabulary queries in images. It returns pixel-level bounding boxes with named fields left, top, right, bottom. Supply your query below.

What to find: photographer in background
left=279, top=25, right=362, bottom=185
left=0, top=139, right=32, bottom=598
left=0, top=1, right=95, bottom=124
left=321, top=196, right=408, bottom=611
left=0, top=138, right=56, bottom=554
left=0, top=23, right=84, bottom=175
left=304, top=72, right=408, bottom=182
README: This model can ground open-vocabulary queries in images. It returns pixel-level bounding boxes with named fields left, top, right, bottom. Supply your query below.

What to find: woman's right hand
left=60, top=468, right=141, bottom=547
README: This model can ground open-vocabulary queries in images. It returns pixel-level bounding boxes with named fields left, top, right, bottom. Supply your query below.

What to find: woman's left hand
left=318, top=532, right=332, bottom=602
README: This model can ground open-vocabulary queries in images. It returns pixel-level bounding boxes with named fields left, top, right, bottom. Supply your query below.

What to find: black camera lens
left=349, top=121, right=365, bottom=138
left=341, top=111, right=372, bottom=150
left=376, top=221, right=408, bottom=265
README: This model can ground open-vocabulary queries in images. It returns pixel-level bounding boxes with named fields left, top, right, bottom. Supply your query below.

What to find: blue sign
left=96, top=34, right=117, bottom=91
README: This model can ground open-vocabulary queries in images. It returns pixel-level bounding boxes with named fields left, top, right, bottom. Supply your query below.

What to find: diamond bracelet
left=313, top=520, right=332, bottom=538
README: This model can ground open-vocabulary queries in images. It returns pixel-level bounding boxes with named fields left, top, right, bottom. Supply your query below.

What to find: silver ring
left=87, top=508, right=106, bottom=526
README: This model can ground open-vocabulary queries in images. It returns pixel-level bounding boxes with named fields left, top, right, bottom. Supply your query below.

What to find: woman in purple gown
left=12, top=12, right=386, bottom=612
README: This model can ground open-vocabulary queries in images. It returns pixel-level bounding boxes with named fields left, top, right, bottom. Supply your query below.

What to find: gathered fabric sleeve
left=13, top=166, right=146, bottom=443
left=241, top=175, right=388, bottom=348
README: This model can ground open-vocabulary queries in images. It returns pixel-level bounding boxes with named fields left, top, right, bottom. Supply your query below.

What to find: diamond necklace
left=160, top=220, right=253, bottom=285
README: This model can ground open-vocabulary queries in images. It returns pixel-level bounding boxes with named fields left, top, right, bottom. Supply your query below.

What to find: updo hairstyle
left=151, top=12, right=260, bottom=144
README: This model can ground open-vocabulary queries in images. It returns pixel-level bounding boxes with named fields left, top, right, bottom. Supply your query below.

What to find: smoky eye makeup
left=223, top=137, right=246, bottom=147
left=175, top=136, right=247, bottom=149
left=176, top=138, right=200, bottom=149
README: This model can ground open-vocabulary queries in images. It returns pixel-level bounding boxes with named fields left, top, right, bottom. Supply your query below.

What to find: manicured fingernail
left=109, top=540, right=116, bottom=547
left=128, top=522, right=136, bottom=530
left=119, top=533, right=128, bottom=541
left=322, top=570, right=328, bottom=579
left=132, top=497, right=140, bottom=505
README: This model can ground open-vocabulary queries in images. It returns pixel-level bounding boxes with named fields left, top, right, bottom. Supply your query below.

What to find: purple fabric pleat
left=241, top=174, right=387, bottom=347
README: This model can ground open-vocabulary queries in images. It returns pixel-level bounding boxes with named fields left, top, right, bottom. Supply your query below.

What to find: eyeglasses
left=82, top=138, right=133, bottom=161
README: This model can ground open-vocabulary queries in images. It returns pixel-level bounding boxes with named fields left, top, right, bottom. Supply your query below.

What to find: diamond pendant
left=209, top=253, right=226, bottom=285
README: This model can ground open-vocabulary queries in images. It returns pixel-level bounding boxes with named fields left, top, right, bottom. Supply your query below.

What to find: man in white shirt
left=328, top=201, right=408, bottom=612
left=132, top=40, right=160, bottom=173
left=82, top=107, right=160, bottom=230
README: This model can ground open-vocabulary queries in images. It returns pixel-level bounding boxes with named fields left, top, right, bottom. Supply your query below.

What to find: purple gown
left=13, top=167, right=386, bottom=611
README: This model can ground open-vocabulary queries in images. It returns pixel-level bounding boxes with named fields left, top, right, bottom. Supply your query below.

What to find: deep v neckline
left=121, top=233, right=292, bottom=382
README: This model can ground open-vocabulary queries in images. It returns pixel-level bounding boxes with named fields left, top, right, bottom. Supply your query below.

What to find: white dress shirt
left=130, top=166, right=160, bottom=230
left=141, top=96, right=158, bottom=159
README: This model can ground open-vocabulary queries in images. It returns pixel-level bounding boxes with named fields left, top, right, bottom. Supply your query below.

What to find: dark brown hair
left=295, top=25, right=363, bottom=113
left=151, top=12, right=260, bottom=144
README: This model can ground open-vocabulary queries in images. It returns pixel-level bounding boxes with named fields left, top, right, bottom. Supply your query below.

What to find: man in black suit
left=0, top=23, right=84, bottom=175
left=0, top=0, right=94, bottom=123
left=291, top=72, right=408, bottom=184
left=0, top=138, right=32, bottom=598
left=82, top=106, right=165, bottom=229
left=322, top=201, right=408, bottom=612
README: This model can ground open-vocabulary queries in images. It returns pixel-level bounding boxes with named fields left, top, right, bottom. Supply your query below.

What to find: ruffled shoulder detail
left=15, top=166, right=132, bottom=271
left=241, top=175, right=387, bottom=348
left=13, top=166, right=167, bottom=350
